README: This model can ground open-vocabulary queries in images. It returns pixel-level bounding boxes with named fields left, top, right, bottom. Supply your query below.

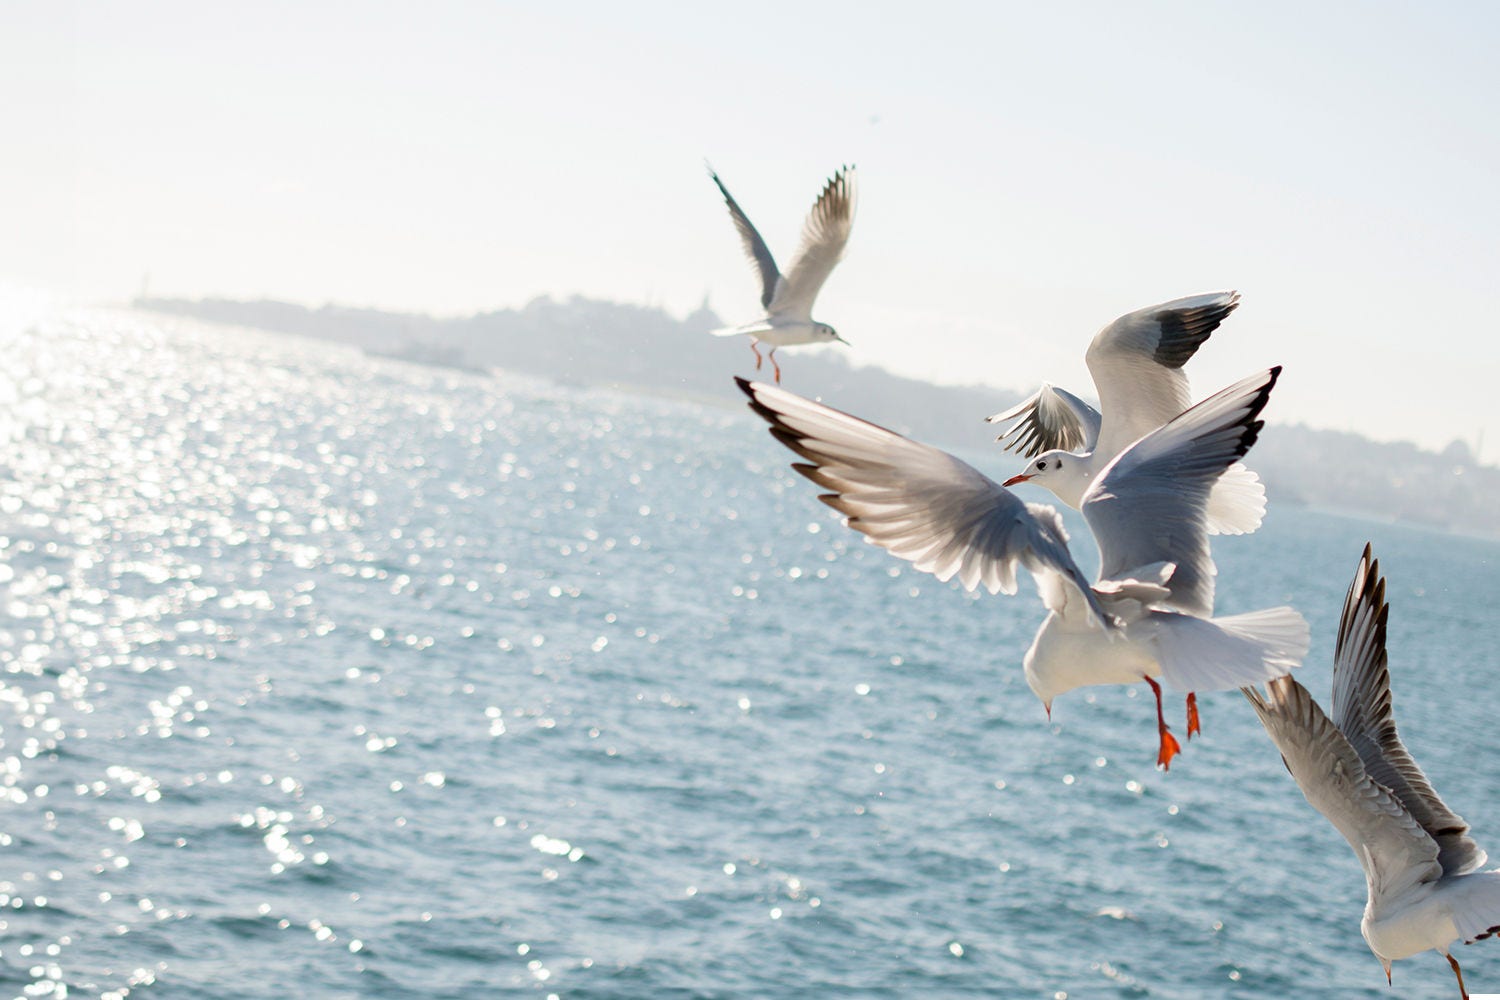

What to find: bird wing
left=1086, top=291, right=1241, bottom=461
left=1330, top=545, right=1489, bottom=877
left=1450, top=872, right=1500, bottom=945
left=736, top=377, right=1107, bottom=625
left=1082, top=366, right=1279, bottom=618
left=708, top=164, right=782, bottom=310
left=1245, top=676, right=1443, bottom=901
left=986, top=383, right=1103, bottom=457
left=767, top=166, right=856, bottom=319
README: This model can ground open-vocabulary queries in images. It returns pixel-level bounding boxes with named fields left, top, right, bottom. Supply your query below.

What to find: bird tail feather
left=711, top=321, right=773, bottom=338
left=1153, top=606, right=1309, bottom=692
left=1454, top=871, right=1500, bottom=944
left=1205, top=462, right=1267, bottom=536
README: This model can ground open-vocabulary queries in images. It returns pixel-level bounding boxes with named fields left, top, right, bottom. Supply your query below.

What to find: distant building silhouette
left=134, top=294, right=1500, bottom=537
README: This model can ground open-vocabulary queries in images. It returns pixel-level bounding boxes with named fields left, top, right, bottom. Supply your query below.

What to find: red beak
left=1002, top=474, right=1032, bottom=487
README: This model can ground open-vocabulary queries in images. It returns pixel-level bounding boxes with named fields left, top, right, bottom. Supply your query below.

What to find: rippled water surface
left=3, top=306, right=1499, bottom=999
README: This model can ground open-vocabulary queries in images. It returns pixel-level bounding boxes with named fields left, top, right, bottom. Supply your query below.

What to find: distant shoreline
left=133, top=295, right=1500, bottom=540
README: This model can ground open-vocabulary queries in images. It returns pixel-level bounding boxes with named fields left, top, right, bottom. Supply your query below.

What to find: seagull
left=989, top=291, right=1266, bottom=536
left=708, top=164, right=856, bottom=383
left=738, top=366, right=1307, bottom=769
left=1245, top=546, right=1500, bottom=999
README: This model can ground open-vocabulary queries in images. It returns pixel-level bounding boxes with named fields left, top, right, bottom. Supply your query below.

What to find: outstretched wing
left=1246, top=677, right=1442, bottom=902
left=1083, top=366, right=1279, bottom=617
left=768, top=166, right=856, bottom=319
left=1087, top=291, right=1241, bottom=461
left=736, top=378, right=1106, bottom=625
left=1331, top=545, right=1488, bottom=877
left=987, top=383, right=1102, bottom=457
left=708, top=163, right=782, bottom=309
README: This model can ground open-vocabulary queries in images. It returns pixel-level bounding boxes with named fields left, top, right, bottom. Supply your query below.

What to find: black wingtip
left=1151, top=292, right=1246, bottom=368
left=737, top=377, right=775, bottom=413
left=1248, top=364, right=1282, bottom=436
left=1336, top=542, right=1390, bottom=671
left=1250, top=364, right=1283, bottom=420
left=756, top=404, right=791, bottom=434
left=1224, top=365, right=1283, bottom=460
left=708, top=166, right=735, bottom=202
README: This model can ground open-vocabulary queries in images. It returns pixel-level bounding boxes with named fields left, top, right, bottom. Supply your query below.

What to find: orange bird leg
left=1145, top=677, right=1181, bottom=770
left=750, top=340, right=764, bottom=371
left=769, top=347, right=782, bottom=384
left=1446, top=953, right=1467, bottom=999
left=1185, top=692, right=1201, bottom=739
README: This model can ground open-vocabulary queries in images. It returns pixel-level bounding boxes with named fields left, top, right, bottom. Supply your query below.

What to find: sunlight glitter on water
left=2, top=307, right=1499, bottom=998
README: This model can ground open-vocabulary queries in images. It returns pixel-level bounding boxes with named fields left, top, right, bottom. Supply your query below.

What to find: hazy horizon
left=5, top=2, right=1498, bottom=452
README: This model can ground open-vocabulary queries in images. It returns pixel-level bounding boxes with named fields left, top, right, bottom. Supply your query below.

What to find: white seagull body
left=738, top=366, right=1307, bottom=768
left=989, top=291, right=1267, bottom=536
left=709, top=164, right=856, bottom=383
left=1246, top=546, right=1500, bottom=999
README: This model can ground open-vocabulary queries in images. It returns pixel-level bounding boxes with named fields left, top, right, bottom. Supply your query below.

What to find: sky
left=3, top=1, right=1498, bottom=453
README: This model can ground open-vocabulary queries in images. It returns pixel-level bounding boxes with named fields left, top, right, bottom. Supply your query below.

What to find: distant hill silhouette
left=136, top=294, right=1500, bottom=537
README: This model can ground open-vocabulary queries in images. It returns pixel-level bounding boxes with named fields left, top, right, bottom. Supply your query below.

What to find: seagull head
left=1003, top=450, right=1068, bottom=489
left=815, top=323, right=848, bottom=346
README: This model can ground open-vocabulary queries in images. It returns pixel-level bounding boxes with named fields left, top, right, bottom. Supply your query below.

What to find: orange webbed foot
left=1144, top=676, right=1181, bottom=770
left=1157, top=729, right=1182, bottom=770
left=1186, top=692, right=1201, bottom=739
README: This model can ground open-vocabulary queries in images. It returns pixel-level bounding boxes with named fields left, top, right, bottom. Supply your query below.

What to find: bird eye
left=1035, top=460, right=1046, bottom=470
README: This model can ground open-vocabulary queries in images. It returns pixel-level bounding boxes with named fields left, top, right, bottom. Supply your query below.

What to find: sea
left=2, top=304, right=1498, bottom=999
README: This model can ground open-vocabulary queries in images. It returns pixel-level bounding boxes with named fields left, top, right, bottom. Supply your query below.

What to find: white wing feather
left=767, top=167, right=856, bottom=319
left=1087, top=291, right=1241, bottom=461
left=1330, top=546, right=1489, bottom=877
left=1084, top=367, right=1279, bottom=618
left=707, top=165, right=782, bottom=310
left=987, top=383, right=1102, bottom=457
left=1246, top=676, right=1443, bottom=902
left=737, top=378, right=1107, bottom=625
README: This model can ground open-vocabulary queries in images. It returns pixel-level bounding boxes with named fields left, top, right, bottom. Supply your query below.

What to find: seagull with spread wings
left=1246, top=546, right=1500, bottom=999
left=739, top=366, right=1307, bottom=768
left=708, top=164, right=855, bottom=383
left=991, top=291, right=1267, bottom=536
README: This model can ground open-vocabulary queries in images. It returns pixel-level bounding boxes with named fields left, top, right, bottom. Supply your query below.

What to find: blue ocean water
left=1, top=306, right=1498, bottom=999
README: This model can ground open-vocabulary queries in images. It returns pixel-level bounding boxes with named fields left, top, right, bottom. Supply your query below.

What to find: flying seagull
left=739, top=366, right=1306, bottom=768
left=990, top=291, right=1266, bottom=536
left=1245, top=546, right=1500, bottom=999
left=709, top=164, right=856, bottom=383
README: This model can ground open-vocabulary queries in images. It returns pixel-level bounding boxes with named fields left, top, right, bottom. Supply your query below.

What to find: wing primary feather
left=1151, top=291, right=1242, bottom=368
left=1086, top=291, right=1242, bottom=458
left=707, top=163, right=782, bottom=310
left=1331, top=545, right=1489, bottom=877
left=988, top=384, right=1101, bottom=456
left=1245, top=675, right=1443, bottom=898
left=734, top=377, right=1107, bottom=623
left=768, top=166, right=858, bottom=318
left=1083, top=365, right=1280, bottom=617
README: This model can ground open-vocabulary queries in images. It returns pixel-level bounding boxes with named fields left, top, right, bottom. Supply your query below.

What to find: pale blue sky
left=4, top=2, right=1498, bottom=452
